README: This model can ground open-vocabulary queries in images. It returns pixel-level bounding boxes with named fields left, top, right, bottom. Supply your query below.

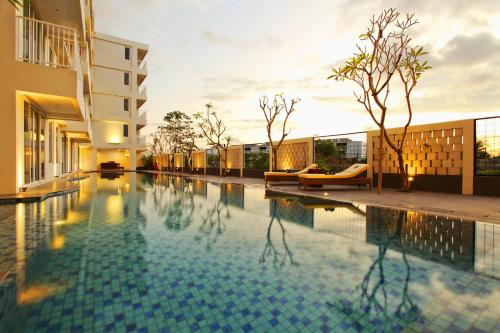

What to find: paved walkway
left=0, top=174, right=86, bottom=204
left=3, top=170, right=500, bottom=224
left=157, top=171, right=500, bottom=224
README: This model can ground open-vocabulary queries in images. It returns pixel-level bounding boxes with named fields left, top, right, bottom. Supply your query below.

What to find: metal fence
left=313, top=132, right=367, bottom=173
left=205, top=149, right=219, bottom=167
left=475, top=116, right=500, bottom=176
left=244, top=143, right=269, bottom=169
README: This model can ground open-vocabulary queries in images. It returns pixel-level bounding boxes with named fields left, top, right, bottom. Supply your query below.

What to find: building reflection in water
left=337, top=209, right=420, bottom=330
left=1, top=175, right=499, bottom=332
left=0, top=173, right=146, bottom=332
left=220, top=183, right=244, bottom=209
left=259, top=197, right=300, bottom=270
left=264, top=190, right=499, bottom=279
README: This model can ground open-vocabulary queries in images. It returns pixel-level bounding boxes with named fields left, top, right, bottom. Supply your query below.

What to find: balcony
left=15, top=16, right=86, bottom=121
left=137, top=86, right=147, bottom=109
left=137, top=110, right=147, bottom=129
left=137, top=61, right=147, bottom=85
left=137, top=135, right=148, bottom=151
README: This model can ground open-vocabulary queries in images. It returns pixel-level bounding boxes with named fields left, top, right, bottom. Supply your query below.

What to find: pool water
left=0, top=173, right=499, bottom=333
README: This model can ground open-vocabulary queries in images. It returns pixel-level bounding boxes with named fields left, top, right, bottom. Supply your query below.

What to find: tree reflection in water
left=339, top=211, right=420, bottom=329
left=259, top=199, right=299, bottom=270
left=144, top=174, right=198, bottom=231
left=194, top=185, right=231, bottom=250
left=164, top=177, right=197, bottom=230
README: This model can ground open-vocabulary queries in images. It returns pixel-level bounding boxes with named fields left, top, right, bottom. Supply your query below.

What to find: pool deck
left=2, top=170, right=500, bottom=224
left=163, top=171, right=500, bottom=224
left=0, top=174, right=86, bottom=204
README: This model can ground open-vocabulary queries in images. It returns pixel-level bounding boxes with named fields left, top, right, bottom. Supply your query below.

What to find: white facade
left=82, top=33, right=149, bottom=170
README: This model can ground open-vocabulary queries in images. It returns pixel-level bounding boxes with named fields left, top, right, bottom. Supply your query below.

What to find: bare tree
left=337, top=210, right=419, bottom=329
left=194, top=103, right=232, bottom=176
left=259, top=199, right=299, bottom=270
left=329, top=8, right=430, bottom=192
left=259, top=94, right=301, bottom=171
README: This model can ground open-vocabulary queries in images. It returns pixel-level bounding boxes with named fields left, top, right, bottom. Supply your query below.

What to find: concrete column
left=462, top=119, right=475, bottom=195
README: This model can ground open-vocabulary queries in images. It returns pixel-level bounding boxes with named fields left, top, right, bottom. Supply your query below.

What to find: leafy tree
left=314, top=139, right=339, bottom=170
left=245, top=151, right=269, bottom=169
left=259, top=94, right=301, bottom=171
left=194, top=103, right=233, bottom=176
left=140, top=153, right=154, bottom=170
left=475, top=140, right=491, bottom=159
left=150, top=111, right=200, bottom=171
left=329, top=8, right=431, bottom=192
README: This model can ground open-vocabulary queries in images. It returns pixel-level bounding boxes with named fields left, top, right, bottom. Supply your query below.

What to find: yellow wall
left=174, top=153, right=184, bottom=168
left=367, top=119, right=475, bottom=194
left=80, top=147, right=96, bottom=171
left=96, top=150, right=130, bottom=170
left=92, top=120, right=130, bottom=146
left=274, top=137, right=314, bottom=171
left=221, top=146, right=243, bottom=170
left=0, top=4, right=87, bottom=194
left=192, top=151, right=206, bottom=169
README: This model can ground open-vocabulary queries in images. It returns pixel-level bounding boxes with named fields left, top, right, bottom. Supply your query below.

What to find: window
left=56, top=127, right=60, bottom=163
left=475, top=117, right=500, bottom=176
left=124, top=72, right=129, bottom=85
left=23, top=100, right=45, bottom=184
left=40, top=115, right=45, bottom=179
left=123, top=124, right=129, bottom=137
left=124, top=98, right=129, bottom=111
left=125, top=47, right=130, bottom=60
left=49, top=122, right=53, bottom=163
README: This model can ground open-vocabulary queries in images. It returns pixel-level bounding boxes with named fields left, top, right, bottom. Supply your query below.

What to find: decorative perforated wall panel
left=221, top=147, right=242, bottom=169
left=174, top=153, right=183, bottom=168
left=276, top=142, right=309, bottom=170
left=372, top=128, right=464, bottom=176
left=192, top=151, right=206, bottom=169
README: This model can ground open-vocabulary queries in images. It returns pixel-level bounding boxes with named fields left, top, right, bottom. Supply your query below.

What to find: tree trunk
left=221, top=148, right=228, bottom=177
left=377, top=127, right=384, bottom=194
left=397, top=151, right=409, bottom=191
left=272, top=147, right=278, bottom=171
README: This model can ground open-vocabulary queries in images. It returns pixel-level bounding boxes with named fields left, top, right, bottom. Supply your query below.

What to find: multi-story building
left=80, top=33, right=148, bottom=171
left=0, top=0, right=148, bottom=195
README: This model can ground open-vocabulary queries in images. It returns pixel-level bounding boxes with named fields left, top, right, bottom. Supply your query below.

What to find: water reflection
left=259, top=199, right=299, bottom=270
left=338, top=209, right=420, bottom=330
left=0, top=174, right=499, bottom=332
left=195, top=201, right=229, bottom=251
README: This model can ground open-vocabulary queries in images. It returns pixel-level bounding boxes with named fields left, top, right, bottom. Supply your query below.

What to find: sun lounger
left=264, top=164, right=318, bottom=187
left=298, top=164, right=372, bottom=190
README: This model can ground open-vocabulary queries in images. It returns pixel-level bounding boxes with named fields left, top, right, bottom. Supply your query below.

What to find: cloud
left=437, top=33, right=500, bottom=65
left=201, top=29, right=282, bottom=47
left=202, top=30, right=234, bottom=44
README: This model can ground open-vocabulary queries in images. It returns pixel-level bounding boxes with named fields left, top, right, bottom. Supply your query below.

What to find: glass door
left=23, top=99, right=46, bottom=186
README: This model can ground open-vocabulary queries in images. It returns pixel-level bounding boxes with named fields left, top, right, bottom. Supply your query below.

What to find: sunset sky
left=94, top=0, right=500, bottom=144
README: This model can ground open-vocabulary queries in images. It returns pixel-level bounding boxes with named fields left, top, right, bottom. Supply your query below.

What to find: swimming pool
left=0, top=173, right=499, bottom=332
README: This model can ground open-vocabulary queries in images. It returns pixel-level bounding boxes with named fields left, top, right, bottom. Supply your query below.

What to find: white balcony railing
left=137, top=135, right=147, bottom=146
left=15, top=16, right=79, bottom=69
